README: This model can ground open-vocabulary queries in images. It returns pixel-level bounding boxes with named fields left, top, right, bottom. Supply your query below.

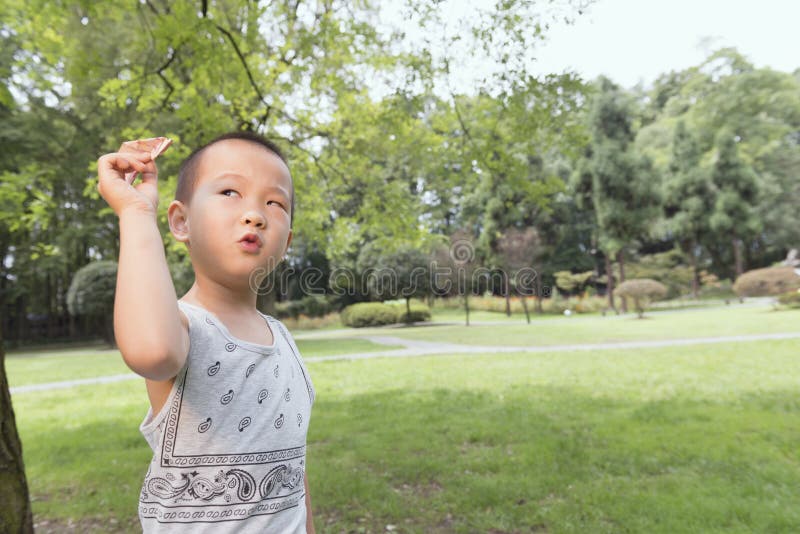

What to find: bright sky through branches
left=383, top=0, right=800, bottom=92
left=532, top=0, right=800, bottom=87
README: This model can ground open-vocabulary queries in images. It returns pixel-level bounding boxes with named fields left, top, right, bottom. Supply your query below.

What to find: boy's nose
left=241, top=210, right=266, bottom=228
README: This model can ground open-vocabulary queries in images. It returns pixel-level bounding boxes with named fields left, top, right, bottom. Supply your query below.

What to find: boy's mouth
left=238, top=232, right=263, bottom=249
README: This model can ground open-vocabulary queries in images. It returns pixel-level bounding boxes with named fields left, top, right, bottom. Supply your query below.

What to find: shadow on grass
left=18, top=386, right=800, bottom=534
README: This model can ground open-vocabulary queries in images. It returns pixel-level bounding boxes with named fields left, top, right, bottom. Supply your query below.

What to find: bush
left=614, top=279, right=668, bottom=318
left=66, top=261, right=118, bottom=346
left=624, top=249, right=694, bottom=299
left=540, top=295, right=569, bottom=314
left=430, top=295, right=606, bottom=315
left=733, top=267, right=800, bottom=297
left=67, top=261, right=118, bottom=317
left=571, top=296, right=607, bottom=314
left=388, top=302, right=432, bottom=323
left=778, top=290, right=800, bottom=309
left=281, top=312, right=342, bottom=331
left=340, top=302, right=399, bottom=328
left=275, top=295, right=334, bottom=320
left=697, top=273, right=735, bottom=300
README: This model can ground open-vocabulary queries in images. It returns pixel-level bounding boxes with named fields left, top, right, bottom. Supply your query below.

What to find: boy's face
left=169, top=139, right=293, bottom=287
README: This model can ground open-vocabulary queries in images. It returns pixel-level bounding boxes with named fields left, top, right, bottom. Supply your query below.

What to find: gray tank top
left=138, top=301, right=315, bottom=533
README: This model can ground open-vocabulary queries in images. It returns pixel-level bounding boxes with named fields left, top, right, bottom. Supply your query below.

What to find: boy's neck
left=181, top=276, right=260, bottom=319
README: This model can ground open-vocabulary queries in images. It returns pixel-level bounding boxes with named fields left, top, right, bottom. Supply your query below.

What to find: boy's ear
left=168, top=200, right=190, bottom=244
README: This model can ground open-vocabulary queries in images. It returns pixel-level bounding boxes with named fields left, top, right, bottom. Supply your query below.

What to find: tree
left=663, top=121, right=713, bottom=297
left=573, top=77, right=662, bottom=312
left=355, top=242, right=431, bottom=322
left=554, top=270, right=594, bottom=295
left=637, top=48, right=800, bottom=276
left=709, top=131, right=761, bottom=279
left=0, top=329, right=34, bottom=533
left=497, top=227, right=542, bottom=323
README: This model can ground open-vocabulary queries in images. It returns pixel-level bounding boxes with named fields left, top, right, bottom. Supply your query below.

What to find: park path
left=10, top=331, right=800, bottom=395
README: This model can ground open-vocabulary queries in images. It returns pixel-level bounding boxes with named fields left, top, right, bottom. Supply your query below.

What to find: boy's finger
left=125, top=150, right=153, bottom=162
left=98, top=153, right=148, bottom=175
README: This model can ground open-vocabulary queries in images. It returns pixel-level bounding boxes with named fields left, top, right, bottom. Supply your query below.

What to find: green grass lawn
left=6, top=337, right=402, bottom=388
left=342, top=305, right=800, bottom=346
left=9, top=334, right=800, bottom=532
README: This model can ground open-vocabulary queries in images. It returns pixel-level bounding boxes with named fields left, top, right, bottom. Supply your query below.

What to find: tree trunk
left=535, top=275, right=543, bottom=314
left=463, top=294, right=470, bottom=327
left=688, top=240, right=699, bottom=299
left=504, top=270, right=511, bottom=317
left=733, top=237, right=745, bottom=303
left=0, top=330, right=35, bottom=533
left=732, top=237, right=744, bottom=280
left=604, top=254, right=617, bottom=314
left=405, top=297, right=411, bottom=324
left=520, top=294, right=530, bottom=324
left=616, top=249, right=627, bottom=313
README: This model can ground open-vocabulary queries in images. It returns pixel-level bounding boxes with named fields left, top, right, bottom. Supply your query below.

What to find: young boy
left=97, top=132, right=315, bottom=533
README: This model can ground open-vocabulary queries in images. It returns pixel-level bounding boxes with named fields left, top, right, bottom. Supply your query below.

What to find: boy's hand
left=97, top=137, right=171, bottom=216
left=97, top=151, right=159, bottom=216
left=119, top=137, right=172, bottom=184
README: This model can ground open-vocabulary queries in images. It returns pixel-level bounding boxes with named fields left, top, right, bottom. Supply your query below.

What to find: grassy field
left=325, top=305, right=800, bottom=346
left=7, top=306, right=800, bottom=532
left=6, top=337, right=402, bottom=388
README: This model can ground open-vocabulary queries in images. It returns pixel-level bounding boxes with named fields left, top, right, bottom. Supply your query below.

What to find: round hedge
left=340, top=302, right=399, bottom=328
left=614, top=278, right=668, bottom=318
left=67, top=260, right=118, bottom=317
left=733, top=266, right=800, bottom=297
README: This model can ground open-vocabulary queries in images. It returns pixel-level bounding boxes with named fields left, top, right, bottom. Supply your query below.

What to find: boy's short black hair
left=176, top=131, right=294, bottom=227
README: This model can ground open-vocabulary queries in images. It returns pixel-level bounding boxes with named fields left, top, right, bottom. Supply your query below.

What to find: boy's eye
left=267, top=200, right=286, bottom=210
left=221, top=189, right=239, bottom=197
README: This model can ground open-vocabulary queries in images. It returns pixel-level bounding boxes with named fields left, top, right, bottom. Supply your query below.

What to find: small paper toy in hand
left=121, top=137, right=173, bottom=184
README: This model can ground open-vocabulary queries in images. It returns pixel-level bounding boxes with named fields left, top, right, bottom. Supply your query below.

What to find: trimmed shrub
left=778, top=290, right=800, bottom=309
left=388, top=302, right=432, bottom=323
left=67, top=261, right=117, bottom=317
left=624, top=249, right=693, bottom=299
left=733, top=267, right=800, bottom=297
left=340, top=302, right=398, bottom=328
left=614, top=279, right=668, bottom=318
left=66, top=261, right=118, bottom=345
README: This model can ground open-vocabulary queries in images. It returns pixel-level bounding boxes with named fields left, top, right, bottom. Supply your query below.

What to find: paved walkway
left=10, top=331, right=799, bottom=395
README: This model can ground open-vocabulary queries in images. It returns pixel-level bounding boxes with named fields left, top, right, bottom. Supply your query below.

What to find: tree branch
left=213, top=22, right=274, bottom=123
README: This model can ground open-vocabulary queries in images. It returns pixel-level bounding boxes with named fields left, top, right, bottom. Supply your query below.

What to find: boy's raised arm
left=97, top=150, right=188, bottom=380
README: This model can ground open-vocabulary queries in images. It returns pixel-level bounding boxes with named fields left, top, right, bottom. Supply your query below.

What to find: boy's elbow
left=121, top=345, right=187, bottom=381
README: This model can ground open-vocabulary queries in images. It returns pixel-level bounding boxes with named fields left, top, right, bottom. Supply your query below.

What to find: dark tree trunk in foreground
left=0, top=330, right=34, bottom=533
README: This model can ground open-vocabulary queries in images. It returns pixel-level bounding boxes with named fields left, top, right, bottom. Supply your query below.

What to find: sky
left=381, top=0, right=800, bottom=93
left=526, top=0, right=800, bottom=87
